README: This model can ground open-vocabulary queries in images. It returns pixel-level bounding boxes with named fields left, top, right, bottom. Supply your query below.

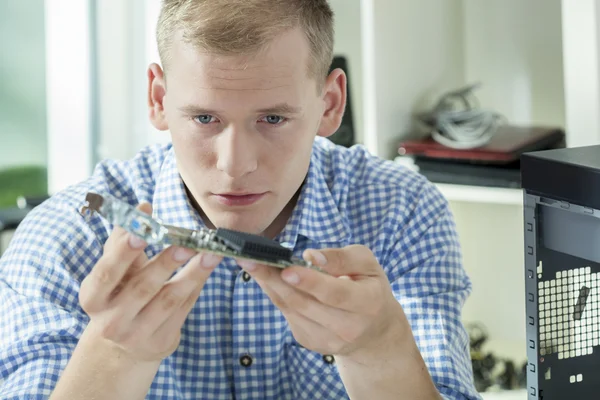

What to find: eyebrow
left=256, top=103, right=302, bottom=115
left=178, top=103, right=302, bottom=116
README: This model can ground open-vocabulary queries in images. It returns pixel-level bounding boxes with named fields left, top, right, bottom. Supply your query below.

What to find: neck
left=185, top=184, right=303, bottom=239
left=261, top=188, right=301, bottom=239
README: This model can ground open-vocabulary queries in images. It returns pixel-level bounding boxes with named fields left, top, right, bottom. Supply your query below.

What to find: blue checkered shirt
left=0, top=137, right=481, bottom=399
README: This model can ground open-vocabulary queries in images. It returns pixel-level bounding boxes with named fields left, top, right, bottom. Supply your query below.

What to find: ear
left=316, top=68, right=347, bottom=138
left=147, top=63, right=169, bottom=131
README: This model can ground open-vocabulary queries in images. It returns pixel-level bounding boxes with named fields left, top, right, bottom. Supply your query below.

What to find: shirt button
left=322, top=354, right=335, bottom=365
left=240, top=354, right=253, bottom=367
left=242, top=271, right=251, bottom=282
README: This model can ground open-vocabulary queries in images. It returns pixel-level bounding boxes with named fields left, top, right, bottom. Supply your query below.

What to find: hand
left=79, top=203, right=223, bottom=362
left=236, top=245, right=408, bottom=358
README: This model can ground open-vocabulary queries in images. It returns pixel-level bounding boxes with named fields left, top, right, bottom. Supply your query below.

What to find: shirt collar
left=152, top=142, right=350, bottom=249
left=152, top=147, right=206, bottom=231
left=276, top=149, right=349, bottom=248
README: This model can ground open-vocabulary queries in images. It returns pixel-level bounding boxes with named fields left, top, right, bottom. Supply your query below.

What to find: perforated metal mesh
left=538, top=267, right=600, bottom=361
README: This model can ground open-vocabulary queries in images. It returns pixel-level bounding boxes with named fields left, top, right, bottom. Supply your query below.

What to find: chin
left=208, top=211, right=272, bottom=235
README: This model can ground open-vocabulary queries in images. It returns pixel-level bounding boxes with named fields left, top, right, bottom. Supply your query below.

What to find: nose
left=215, top=127, right=258, bottom=178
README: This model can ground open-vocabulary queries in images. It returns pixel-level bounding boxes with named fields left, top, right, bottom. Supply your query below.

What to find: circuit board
left=81, top=192, right=321, bottom=271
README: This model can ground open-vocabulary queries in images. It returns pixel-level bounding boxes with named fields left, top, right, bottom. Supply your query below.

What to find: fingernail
left=173, top=247, right=195, bottom=262
left=238, top=260, right=257, bottom=271
left=310, top=251, right=327, bottom=266
left=283, top=272, right=300, bottom=285
left=128, top=234, right=146, bottom=249
left=201, top=253, right=222, bottom=269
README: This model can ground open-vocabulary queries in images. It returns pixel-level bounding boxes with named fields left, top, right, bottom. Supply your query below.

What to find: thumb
left=137, top=202, right=153, bottom=215
left=110, top=201, right=153, bottom=238
left=302, top=245, right=382, bottom=277
left=105, top=201, right=154, bottom=261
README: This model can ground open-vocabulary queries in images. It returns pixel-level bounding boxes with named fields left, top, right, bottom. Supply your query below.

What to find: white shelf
left=481, top=389, right=527, bottom=400
left=394, top=157, right=523, bottom=206
left=435, top=183, right=523, bottom=206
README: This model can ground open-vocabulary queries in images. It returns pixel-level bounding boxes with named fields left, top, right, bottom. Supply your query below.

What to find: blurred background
left=0, top=0, right=48, bottom=208
left=0, top=0, right=166, bottom=199
left=0, top=0, right=363, bottom=196
left=2, top=0, right=600, bottom=398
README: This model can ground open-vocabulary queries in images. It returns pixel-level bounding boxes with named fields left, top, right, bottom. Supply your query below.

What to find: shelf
left=394, top=157, right=523, bottom=206
left=435, top=183, right=523, bottom=206
left=480, top=389, right=528, bottom=400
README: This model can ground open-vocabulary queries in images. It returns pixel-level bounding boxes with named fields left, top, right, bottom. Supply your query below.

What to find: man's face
left=148, top=28, right=345, bottom=236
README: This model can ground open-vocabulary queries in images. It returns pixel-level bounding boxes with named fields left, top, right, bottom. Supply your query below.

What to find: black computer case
left=521, top=145, right=600, bottom=399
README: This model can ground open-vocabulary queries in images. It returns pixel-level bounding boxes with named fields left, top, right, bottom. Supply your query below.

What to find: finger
left=271, top=291, right=351, bottom=356
left=238, top=261, right=362, bottom=351
left=123, top=237, right=153, bottom=276
left=156, top=285, right=202, bottom=334
left=237, top=259, right=356, bottom=307
left=107, top=204, right=153, bottom=290
left=111, top=245, right=199, bottom=319
left=259, top=267, right=378, bottom=351
left=238, top=261, right=290, bottom=306
left=280, top=266, right=365, bottom=312
left=282, top=308, right=345, bottom=355
left=237, top=260, right=297, bottom=307
left=150, top=282, right=204, bottom=351
left=237, top=259, right=279, bottom=281
left=151, top=253, right=221, bottom=346
left=276, top=276, right=357, bottom=331
left=110, top=251, right=150, bottom=298
left=239, top=260, right=352, bottom=318
left=303, top=245, right=382, bottom=278
left=286, top=290, right=366, bottom=350
left=149, top=283, right=204, bottom=357
left=244, top=261, right=358, bottom=319
left=116, top=235, right=152, bottom=288
left=79, top=203, right=152, bottom=313
left=135, top=252, right=222, bottom=331
left=103, top=202, right=152, bottom=253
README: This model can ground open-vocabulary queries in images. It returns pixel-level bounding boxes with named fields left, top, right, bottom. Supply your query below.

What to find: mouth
left=212, top=192, right=267, bottom=207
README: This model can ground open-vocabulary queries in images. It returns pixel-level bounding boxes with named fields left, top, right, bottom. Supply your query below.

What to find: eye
left=193, top=115, right=215, bottom=124
left=261, top=115, right=286, bottom=125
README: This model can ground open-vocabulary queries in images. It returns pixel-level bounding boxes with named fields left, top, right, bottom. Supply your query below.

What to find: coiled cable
left=415, top=83, right=505, bottom=149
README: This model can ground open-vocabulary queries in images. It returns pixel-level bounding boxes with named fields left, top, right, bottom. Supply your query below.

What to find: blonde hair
left=156, top=0, right=335, bottom=90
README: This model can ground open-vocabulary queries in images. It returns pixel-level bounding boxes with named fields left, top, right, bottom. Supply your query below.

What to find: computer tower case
left=521, top=145, right=600, bottom=399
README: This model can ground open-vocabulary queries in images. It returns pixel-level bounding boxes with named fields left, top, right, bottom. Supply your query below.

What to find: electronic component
left=468, top=322, right=527, bottom=393
left=81, top=192, right=320, bottom=271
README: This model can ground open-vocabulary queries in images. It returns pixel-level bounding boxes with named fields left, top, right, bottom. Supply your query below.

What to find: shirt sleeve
left=0, top=147, right=168, bottom=399
left=0, top=280, right=85, bottom=399
left=383, top=181, right=483, bottom=400
left=0, top=190, right=102, bottom=399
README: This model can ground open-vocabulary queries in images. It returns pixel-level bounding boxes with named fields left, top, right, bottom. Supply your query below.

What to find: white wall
left=561, top=0, right=600, bottom=147
left=463, top=0, right=565, bottom=128
left=452, top=0, right=564, bottom=349
left=452, top=202, right=526, bottom=354
left=45, top=0, right=94, bottom=194
left=361, top=0, right=466, bottom=159
left=95, top=0, right=135, bottom=162
left=95, top=0, right=167, bottom=163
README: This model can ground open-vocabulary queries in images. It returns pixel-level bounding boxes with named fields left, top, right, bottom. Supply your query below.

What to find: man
left=0, top=1, right=481, bottom=399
